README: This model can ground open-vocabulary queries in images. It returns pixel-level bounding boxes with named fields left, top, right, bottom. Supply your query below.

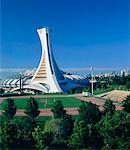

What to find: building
left=0, top=28, right=88, bottom=93
left=120, top=70, right=128, bottom=76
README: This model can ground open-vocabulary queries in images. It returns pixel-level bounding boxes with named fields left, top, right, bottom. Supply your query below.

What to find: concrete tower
left=31, top=28, right=65, bottom=93
left=9, top=27, right=88, bottom=93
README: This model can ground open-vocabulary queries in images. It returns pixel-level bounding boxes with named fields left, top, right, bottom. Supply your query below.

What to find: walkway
left=74, top=94, right=123, bottom=111
left=0, top=107, right=79, bottom=116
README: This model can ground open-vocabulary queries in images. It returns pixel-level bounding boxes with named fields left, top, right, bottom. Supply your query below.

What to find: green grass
left=112, top=85, right=129, bottom=91
left=94, top=87, right=113, bottom=95
left=0, top=97, right=82, bottom=110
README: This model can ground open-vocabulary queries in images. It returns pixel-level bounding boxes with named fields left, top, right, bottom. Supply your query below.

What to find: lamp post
left=90, top=66, right=96, bottom=96
left=91, top=66, right=94, bottom=95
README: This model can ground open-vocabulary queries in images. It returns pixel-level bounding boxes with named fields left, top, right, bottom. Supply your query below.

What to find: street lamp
left=90, top=66, right=96, bottom=96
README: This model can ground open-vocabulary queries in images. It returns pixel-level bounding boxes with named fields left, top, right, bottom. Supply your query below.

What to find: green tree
left=60, top=114, right=74, bottom=139
left=123, top=95, right=130, bottom=113
left=0, top=117, right=37, bottom=149
left=96, top=81, right=102, bottom=89
left=79, top=101, right=102, bottom=124
left=44, top=118, right=62, bottom=141
left=14, top=117, right=37, bottom=149
left=51, top=101, right=66, bottom=118
left=0, top=121, right=19, bottom=149
left=0, top=88, right=5, bottom=94
left=44, top=114, right=74, bottom=147
left=69, top=88, right=77, bottom=94
left=98, top=111, right=129, bottom=149
left=68, top=120, right=88, bottom=149
left=44, top=118, right=67, bottom=149
left=82, top=86, right=91, bottom=92
left=32, top=126, right=52, bottom=150
left=103, top=99, right=115, bottom=115
left=87, top=125, right=103, bottom=149
left=101, top=81, right=108, bottom=89
left=126, top=81, right=130, bottom=90
left=24, top=97, right=40, bottom=118
left=32, top=126, right=45, bottom=150
left=2, top=98, right=17, bottom=119
left=113, top=75, right=126, bottom=85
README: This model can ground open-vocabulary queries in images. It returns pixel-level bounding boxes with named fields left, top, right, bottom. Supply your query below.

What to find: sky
left=0, top=0, right=130, bottom=74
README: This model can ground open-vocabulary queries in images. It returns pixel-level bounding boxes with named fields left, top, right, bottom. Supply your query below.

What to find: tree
left=123, top=95, right=130, bottom=113
left=103, top=99, right=115, bottom=115
left=51, top=101, right=66, bottom=118
left=0, top=117, right=37, bottom=149
left=15, top=117, right=36, bottom=149
left=60, top=114, right=74, bottom=139
left=79, top=101, right=102, bottom=124
left=82, top=86, right=91, bottom=92
left=0, top=88, right=5, bottom=94
left=44, top=118, right=67, bottom=149
left=101, top=81, right=108, bottom=89
left=112, top=75, right=126, bottom=85
left=24, top=97, right=40, bottom=118
left=44, top=118, right=62, bottom=141
left=126, top=81, right=130, bottom=90
left=68, top=120, right=89, bottom=149
left=32, top=126, right=52, bottom=150
left=87, top=125, right=103, bottom=149
left=98, top=111, right=129, bottom=149
left=0, top=121, right=19, bottom=149
left=96, top=81, right=102, bottom=89
left=32, top=126, right=45, bottom=150
left=2, top=98, right=17, bottom=119
left=7, top=116, right=37, bottom=149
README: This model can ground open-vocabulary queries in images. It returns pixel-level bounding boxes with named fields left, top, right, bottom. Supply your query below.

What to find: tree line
left=0, top=96, right=130, bottom=149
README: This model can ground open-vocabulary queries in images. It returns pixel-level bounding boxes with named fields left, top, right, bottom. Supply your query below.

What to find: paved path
left=0, top=107, right=79, bottom=116
left=74, top=94, right=123, bottom=111
left=0, top=106, right=123, bottom=116
left=74, top=94, right=104, bottom=106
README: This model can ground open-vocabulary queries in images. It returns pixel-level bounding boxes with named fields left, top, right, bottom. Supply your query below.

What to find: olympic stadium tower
left=0, top=28, right=89, bottom=93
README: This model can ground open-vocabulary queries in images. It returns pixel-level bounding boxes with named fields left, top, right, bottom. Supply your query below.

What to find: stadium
left=0, top=28, right=89, bottom=93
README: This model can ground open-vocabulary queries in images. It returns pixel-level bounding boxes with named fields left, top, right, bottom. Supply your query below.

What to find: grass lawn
left=94, top=87, right=113, bottom=95
left=0, top=97, right=82, bottom=110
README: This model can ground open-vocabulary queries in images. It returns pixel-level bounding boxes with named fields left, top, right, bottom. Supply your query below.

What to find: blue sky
left=1, top=0, right=130, bottom=72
